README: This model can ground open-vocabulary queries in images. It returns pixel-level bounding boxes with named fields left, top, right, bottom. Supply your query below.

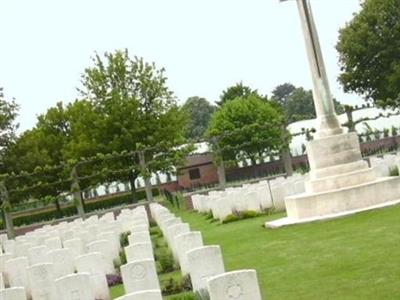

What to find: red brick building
left=177, top=153, right=219, bottom=189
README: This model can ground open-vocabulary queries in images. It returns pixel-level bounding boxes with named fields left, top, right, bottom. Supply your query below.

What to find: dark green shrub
left=118, top=250, right=127, bottom=266
left=389, top=166, right=399, bottom=176
left=168, top=293, right=197, bottom=300
left=242, top=210, right=259, bottom=219
left=204, top=212, right=213, bottom=220
left=222, top=214, right=240, bottom=224
left=162, top=277, right=182, bottom=295
left=222, top=210, right=261, bottom=224
left=120, top=231, right=130, bottom=248
left=181, top=274, right=193, bottom=291
left=156, top=248, right=175, bottom=274
left=150, top=226, right=162, bottom=237
left=195, top=289, right=210, bottom=300
left=149, top=219, right=157, bottom=227
left=8, top=188, right=160, bottom=229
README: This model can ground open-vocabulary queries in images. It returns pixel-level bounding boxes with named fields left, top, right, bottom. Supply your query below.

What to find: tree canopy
left=2, top=50, right=190, bottom=205
left=271, top=83, right=344, bottom=123
left=0, top=87, right=19, bottom=158
left=336, top=0, right=400, bottom=108
left=181, top=96, right=215, bottom=140
left=206, top=94, right=287, bottom=164
left=77, top=50, right=189, bottom=197
left=217, top=82, right=260, bottom=106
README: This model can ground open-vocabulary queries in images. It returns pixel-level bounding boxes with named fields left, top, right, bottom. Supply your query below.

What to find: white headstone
left=63, top=238, right=85, bottom=258
left=0, top=273, right=4, bottom=289
left=0, top=287, right=27, bottom=300
left=131, top=225, right=149, bottom=234
left=125, top=243, right=154, bottom=262
left=4, top=257, right=30, bottom=297
left=165, top=223, right=190, bottom=259
left=27, top=263, right=58, bottom=300
left=86, top=240, right=115, bottom=274
left=187, top=246, right=225, bottom=292
left=115, top=290, right=162, bottom=300
left=74, top=252, right=107, bottom=276
left=96, top=231, right=120, bottom=257
left=3, top=240, right=16, bottom=257
left=128, top=232, right=151, bottom=245
left=55, top=273, right=95, bottom=300
left=207, top=270, right=262, bottom=300
left=48, top=249, right=75, bottom=278
left=88, top=273, right=111, bottom=300
left=27, top=246, right=50, bottom=265
left=15, top=242, right=34, bottom=258
left=121, top=259, right=160, bottom=294
left=175, top=231, right=203, bottom=275
left=44, top=237, right=62, bottom=251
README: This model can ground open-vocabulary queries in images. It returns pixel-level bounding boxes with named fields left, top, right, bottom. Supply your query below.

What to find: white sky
left=0, top=0, right=363, bottom=132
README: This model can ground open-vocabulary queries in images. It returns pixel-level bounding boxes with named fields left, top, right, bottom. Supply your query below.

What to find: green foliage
left=118, top=250, right=127, bottom=267
left=150, top=226, right=163, bottom=237
left=222, top=210, right=260, bottom=224
left=207, top=95, right=287, bottom=164
left=181, top=97, right=216, bottom=140
left=389, top=166, right=399, bottom=177
left=162, top=278, right=184, bottom=295
left=0, top=87, right=19, bottom=154
left=120, top=231, right=130, bottom=248
left=8, top=189, right=159, bottom=229
left=391, top=126, right=398, bottom=137
left=336, top=0, right=400, bottom=108
left=175, top=203, right=400, bottom=299
left=222, top=214, right=240, bottom=224
left=162, top=274, right=193, bottom=296
left=195, top=289, right=210, bottom=300
left=168, top=293, right=198, bottom=300
left=271, top=83, right=344, bottom=123
left=3, top=49, right=190, bottom=207
left=155, top=247, right=175, bottom=274
left=79, top=49, right=190, bottom=180
left=241, top=210, right=259, bottom=219
left=217, top=82, right=260, bottom=106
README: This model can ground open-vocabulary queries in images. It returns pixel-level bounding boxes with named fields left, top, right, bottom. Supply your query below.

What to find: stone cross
left=282, top=0, right=343, bottom=138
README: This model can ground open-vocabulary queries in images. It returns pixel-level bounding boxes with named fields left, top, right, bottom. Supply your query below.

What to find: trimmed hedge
left=6, top=188, right=159, bottom=229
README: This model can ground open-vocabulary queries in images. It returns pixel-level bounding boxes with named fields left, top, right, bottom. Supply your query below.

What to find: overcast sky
left=0, top=0, right=363, bottom=132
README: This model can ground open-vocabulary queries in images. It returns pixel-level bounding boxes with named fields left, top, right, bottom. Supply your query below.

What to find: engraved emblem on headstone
left=71, top=290, right=80, bottom=300
left=130, top=264, right=146, bottom=280
left=35, top=267, right=48, bottom=281
left=226, top=282, right=243, bottom=299
left=39, top=292, right=49, bottom=300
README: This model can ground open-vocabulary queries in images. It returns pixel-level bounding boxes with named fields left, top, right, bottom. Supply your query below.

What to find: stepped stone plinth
left=266, top=0, right=400, bottom=228
left=266, top=133, right=400, bottom=228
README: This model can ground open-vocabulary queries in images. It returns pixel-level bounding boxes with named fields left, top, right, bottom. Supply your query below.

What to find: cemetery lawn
left=110, top=204, right=400, bottom=299
left=173, top=205, right=400, bottom=300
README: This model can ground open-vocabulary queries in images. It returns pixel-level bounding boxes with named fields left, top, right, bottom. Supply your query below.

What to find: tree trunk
left=54, top=198, right=62, bottom=218
left=281, top=148, right=294, bottom=177
left=217, top=160, right=227, bottom=189
left=128, top=173, right=138, bottom=204
left=139, top=151, right=154, bottom=202
left=3, top=209, right=15, bottom=239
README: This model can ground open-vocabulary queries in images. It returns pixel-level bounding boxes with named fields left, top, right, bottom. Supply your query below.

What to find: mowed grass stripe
left=171, top=205, right=400, bottom=300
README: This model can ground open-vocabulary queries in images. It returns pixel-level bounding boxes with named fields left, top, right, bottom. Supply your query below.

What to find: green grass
left=111, top=204, right=400, bottom=299
left=170, top=205, right=400, bottom=300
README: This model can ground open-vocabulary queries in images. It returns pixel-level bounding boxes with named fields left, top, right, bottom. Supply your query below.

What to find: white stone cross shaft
left=283, top=0, right=343, bottom=138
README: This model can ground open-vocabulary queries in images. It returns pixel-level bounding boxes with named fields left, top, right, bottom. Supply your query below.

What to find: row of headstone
left=117, top=207, right=163, bottom=300
left=191, top=173, right=307, bottom=222
left=150, top=203, right=263, bottom=300
left=0, top=205, right=155, bottom=299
